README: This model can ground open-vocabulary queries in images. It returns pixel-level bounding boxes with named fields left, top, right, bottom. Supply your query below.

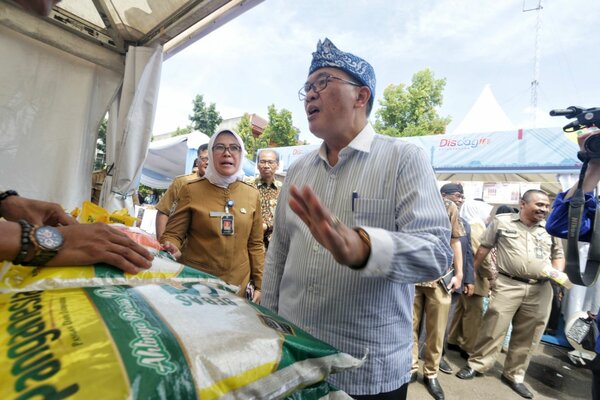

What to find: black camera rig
left=550, top=106, right=600, bottom=286
left=550, top=106, right=600, bottom=160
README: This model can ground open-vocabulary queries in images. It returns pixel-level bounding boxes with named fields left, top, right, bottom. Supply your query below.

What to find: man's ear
left=354, top=87, right=371, bottom=109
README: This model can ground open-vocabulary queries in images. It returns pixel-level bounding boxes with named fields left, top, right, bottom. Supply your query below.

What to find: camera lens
left=584, top=135, right=600, bottom=153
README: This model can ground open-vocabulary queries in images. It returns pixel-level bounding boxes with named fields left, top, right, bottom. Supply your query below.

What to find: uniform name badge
left=535, top=246, right=544, bottom=259
left=221, top=214, right=234, bottom=236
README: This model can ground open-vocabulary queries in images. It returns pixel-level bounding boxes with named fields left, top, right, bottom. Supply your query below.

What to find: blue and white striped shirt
left=262, top=123, right=452, bottom=395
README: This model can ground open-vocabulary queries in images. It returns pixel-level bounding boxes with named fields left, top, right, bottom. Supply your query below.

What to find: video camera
left=549, top=106, right=600, bottom=286
left=550, top=106, right=600, bottom=160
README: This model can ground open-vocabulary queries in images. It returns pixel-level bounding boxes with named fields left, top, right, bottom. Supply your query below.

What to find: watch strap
left=12, top=220, right=33, bottom=265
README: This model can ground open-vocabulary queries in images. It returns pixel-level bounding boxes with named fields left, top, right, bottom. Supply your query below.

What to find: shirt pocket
left=352, top=198, right=395, bottom=230
left=498, top=229, right=519, bottom=239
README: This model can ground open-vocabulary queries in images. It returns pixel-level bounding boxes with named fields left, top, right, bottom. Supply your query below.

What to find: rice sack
left=0, top=250, right=237, bottom=294
left=0, top=282, right=361, bottom=399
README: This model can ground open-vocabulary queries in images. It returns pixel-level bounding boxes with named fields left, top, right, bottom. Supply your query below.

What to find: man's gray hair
left=258, top=149, right=279, bottom=163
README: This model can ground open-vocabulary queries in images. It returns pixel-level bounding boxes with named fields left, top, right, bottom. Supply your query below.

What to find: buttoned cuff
left=353, top=227, right=394, bottom=277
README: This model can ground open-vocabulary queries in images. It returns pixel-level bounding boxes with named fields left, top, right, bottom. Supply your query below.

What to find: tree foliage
left=189, top=94, right=223, bottom=136
left=237, top=114, right=269, bottom=161
left=94, top=117, right=107, bottom=170
left=263, top=104, right=297, bottom=147
left=172, top=126, right=192, bottom=137
left=374, top=68, right=451, bottom=137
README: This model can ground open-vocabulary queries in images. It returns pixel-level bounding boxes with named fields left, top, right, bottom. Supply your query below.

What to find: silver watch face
left=35, top=226, right=64, bottom=250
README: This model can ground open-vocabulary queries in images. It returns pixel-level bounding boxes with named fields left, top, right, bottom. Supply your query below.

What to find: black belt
left=498, top=271, right=548, bottom=285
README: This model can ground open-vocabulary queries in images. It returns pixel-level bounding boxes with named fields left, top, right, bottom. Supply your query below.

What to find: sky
left=152, top=0, right=600, bottom=144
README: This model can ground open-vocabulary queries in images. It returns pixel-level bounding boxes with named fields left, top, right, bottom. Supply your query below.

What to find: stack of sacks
left=0, top=227, right=360, bottom=399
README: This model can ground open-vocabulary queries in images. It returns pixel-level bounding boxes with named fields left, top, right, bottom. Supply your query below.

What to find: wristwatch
left=23, top=226, right=64, bottom=266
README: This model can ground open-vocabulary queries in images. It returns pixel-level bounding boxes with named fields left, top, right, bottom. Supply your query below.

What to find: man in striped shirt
left=261, top=38, right=453, bottom=399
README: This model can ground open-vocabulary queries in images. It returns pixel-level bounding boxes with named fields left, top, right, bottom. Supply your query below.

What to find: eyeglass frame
left=258, top=160, right=278, bottom=166
left=212, top=143, right=242, bottom=154
left=298, top=73, right=362, bottom=101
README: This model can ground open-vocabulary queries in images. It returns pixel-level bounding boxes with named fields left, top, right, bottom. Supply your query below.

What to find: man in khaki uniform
left=411, top=186, right=464, bottom=400
left=456, top=190, right=564, bottom=399
left=448, top=199, right=494, bottom=357
left=155, top=144, right=208, bottom=240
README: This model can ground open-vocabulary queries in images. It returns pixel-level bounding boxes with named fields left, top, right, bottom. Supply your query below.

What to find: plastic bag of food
left=78, top=201, right=138, bottom=226
left=0, top=250, right=237, bottom=294
left=0, top=282, right=361, bottom=399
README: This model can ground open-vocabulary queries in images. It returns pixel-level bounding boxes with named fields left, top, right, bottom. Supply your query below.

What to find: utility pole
left=523, top=0, right=543, bottom=128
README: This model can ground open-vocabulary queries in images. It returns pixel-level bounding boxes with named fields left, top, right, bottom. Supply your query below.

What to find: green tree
left=94, top=117, right=107, bottom=170
left=374, top=68, right=451, bottom=137
left=237, top=114, right=269, bottom=161
left=189, top=94, right=223, bottom=136
left=172, top=126, right=192, bottom=137
left=263, top=104, right=297, bottom=147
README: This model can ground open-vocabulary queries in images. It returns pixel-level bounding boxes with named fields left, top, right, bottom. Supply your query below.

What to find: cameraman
left=545, top=127, right=600, bottom=400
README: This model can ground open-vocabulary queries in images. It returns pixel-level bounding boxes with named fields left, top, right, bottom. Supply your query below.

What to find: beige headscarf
left=203, top=129, right=246, bottom=188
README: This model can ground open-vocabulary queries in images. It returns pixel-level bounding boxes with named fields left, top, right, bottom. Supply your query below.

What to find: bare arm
left=552, top=257, right=566, bottom=272
left=0, top=221, right=22, bottom=262
left=474, top=245, right=493, bottom=279
left=448, top=238, right=463, bottom=291
left=155, top=211, right=169, bottom=241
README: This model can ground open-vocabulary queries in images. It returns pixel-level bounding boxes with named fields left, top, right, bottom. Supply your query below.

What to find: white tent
left=452, top=84, right=516, bottom=135
left=140, top=131, right=209, bottom=189
left=140, top=131, right=258, bottom=189
left=0, top=0, right=264, bottom=211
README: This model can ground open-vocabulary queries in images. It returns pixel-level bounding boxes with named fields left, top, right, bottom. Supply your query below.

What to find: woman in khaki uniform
left=161, top=129, right=264, bottom=302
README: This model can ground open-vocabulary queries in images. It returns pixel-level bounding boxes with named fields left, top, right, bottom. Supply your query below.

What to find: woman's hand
left=252, top=290, right=261, bottom=304
left=161, top=241, right=182, bottom=260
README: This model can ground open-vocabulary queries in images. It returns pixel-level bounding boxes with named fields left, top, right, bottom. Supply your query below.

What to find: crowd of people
left=3, top=2, right=598, bottom=399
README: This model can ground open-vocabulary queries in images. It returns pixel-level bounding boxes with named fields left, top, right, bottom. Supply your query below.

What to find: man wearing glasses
left=261, top=38, right=453, bottom=399
left=252, top=149, right=282, bottom=248
left=155, top=143, right=209, bottom=240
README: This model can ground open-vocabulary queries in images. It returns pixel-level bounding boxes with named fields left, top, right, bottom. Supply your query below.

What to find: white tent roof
left=2, top=0, right=265, bottom=71
left=452, top=84, right=515, bottom=135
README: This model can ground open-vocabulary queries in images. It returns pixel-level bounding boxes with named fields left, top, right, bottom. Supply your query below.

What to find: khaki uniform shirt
left=417, top=199, right=465, bottom=287
left=480, top=213, right=563, bottom=280
left=470, top=221, right=492, bottom=296
left=155, top=173, right=198, bottom=215
left=161, top=179, right=265, bottom=290
left=251, top=177, right=282, bottom=243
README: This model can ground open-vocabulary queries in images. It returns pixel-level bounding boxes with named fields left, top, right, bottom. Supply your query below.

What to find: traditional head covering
left=309, top=38, right=376, bottom=108
left=460, top=199, right=493, bottom=225
left=440, top=182, right=464, bottom=195
left=204, top=129, right=246, bottom=188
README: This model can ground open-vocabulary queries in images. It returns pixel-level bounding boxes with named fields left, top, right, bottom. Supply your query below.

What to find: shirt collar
left=255, top=177, right=280, bottom=189
left=317, top=122, right=375, bottom=162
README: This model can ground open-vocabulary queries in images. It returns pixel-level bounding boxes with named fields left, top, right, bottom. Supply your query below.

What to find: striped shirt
left=262, top=123, right=452, bottom=395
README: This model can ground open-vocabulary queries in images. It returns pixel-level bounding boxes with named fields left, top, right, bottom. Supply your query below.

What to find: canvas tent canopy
left=0, top=0, right=263, bottom=211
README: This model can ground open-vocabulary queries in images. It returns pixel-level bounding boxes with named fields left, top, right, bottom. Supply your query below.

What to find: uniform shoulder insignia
left=174, top=172, right=195, bottom=179
left=186, top=176, right=204, bottom=185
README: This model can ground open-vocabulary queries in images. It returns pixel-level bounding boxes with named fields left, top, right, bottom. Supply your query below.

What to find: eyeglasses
left=298, top=74, right=361, bottom=101
left=213, top=144, right=242, bottom=154
left=258, top=160, right=277, bottom=166
left=199, top=157, right=209, bottom=162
